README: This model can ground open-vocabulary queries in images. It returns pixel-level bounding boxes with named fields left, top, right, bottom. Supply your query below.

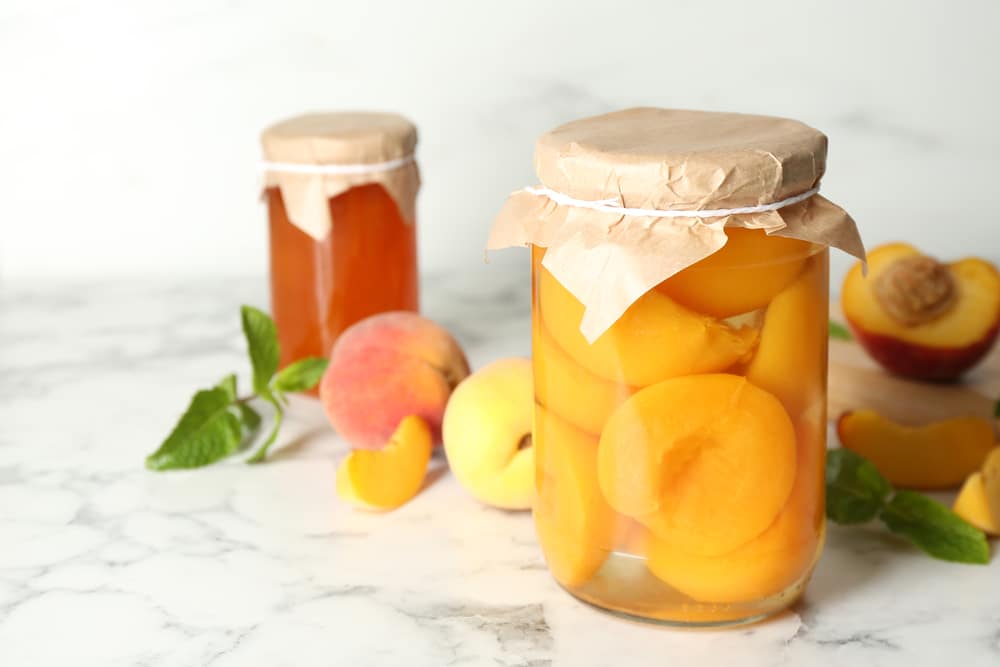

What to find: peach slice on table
left=842, top=242, right=1000, bottom=380
left=837, top=410, right=995, bottom=490
left=320, top=312, right=470, bottom=450
left=534, top=404, right=623, bottom=587
left=981, top=448, right=1000, bottom=531
left=536, top=254, right=758, bottom=388
left=532, top=321, right=635, bottom=436
left=746, top=253, right=829, bottom=420
left=442, top=359, right=535, bottom=510
left=647, top=416, right=823, bottom=604
left=953, top=472, right=999, bottom=535
left=657, top=228, right=814, bottom=319
left=336, top=415, right=432, bottom=511
left=598, top=374, right=797, bottom=556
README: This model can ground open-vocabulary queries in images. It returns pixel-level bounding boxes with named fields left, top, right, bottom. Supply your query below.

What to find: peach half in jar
left=534, top=404, right=624, bottom=587
left=532, top=320, right=636, bottom=436
left=536, top=254, right=758, bottom=388
left=746, top=253, right=829, bottom=420
left=597, top=374, right=797, bottom=557
left=646, top=413, right=823, bottom=603
left=657, top=228, right=814, bottom=319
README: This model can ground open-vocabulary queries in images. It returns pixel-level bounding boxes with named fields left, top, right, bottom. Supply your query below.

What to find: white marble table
left=1, top=266, right=997, bottom=667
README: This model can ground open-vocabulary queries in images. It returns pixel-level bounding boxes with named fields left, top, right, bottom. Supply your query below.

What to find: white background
left=2, top=0, right=998, bottom=285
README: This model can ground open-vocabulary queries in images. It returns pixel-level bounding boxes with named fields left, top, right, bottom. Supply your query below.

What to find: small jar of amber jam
left=490, top=108, right=865, bottom=626
left=261, top=112, right=420, bottom=370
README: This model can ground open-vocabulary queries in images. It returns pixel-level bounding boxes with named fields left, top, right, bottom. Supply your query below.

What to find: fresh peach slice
left=953, top=472, right=999, bottom=535
left=657, top=228, right=814, bottom=318
left=647, top=416, right=823, bottom=603
left=746, top=253, right=829, bottom=419
left=598, top=374, right=797, bottom=556
left=534, top=404, right=624, bottom=586
left=842, top=243, right=1000, bottom=379
left=535, top=251, right=758, bottom=387
left=982, top=449, right=1000, bottom=529
left=532, top=321, right=635, bottom=436
left=336, top=415, right=432, bottom=511
left=837, top=410, right=995, bottom=489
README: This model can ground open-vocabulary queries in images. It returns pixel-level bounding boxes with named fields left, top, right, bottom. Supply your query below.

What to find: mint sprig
left=828, top=321, right=852, bottom=341
left=145, top=306, right=328, bottom=470
left=826, top=449, right=990, bottom=564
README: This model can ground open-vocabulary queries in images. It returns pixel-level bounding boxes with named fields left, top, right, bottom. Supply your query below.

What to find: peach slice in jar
left=646, top=413, right=823, bottom=604
left=536, top=257, right=758, bottom=388
left=336, top=415, right=432, bottom=511
left=746, top=252, right=829, bottom=419
left=598, top=374, right=797, bottom=556
left=657, top=228, right=813, bottom=319
left=533, top=320, right=635, bottom=436
left=534, top=404, right=624, bottom=587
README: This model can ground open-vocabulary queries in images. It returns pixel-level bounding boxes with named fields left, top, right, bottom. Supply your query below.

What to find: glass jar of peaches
left=490, top=108, right=865, bottom=626
left=261, top=112, right=420, bottom=371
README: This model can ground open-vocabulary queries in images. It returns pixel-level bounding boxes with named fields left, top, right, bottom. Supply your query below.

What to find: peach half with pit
left=842, top=243, right=1000, bottom=380
left=319, top=312, right=470, bottom=450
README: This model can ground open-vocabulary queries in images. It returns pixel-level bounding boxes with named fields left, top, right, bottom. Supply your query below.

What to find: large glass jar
left=532, top=238, right=829, bottom=625
left=261, top=112, right=420, bottom=371
left=489, top=108, right=864, bottom=626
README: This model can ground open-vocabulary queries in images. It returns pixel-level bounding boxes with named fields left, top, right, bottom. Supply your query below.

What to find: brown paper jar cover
left=261, top=111, right=420, bottom=240
left=488, top=107, right=866, bottom=341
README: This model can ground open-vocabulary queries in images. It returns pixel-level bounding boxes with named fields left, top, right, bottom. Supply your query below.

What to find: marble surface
left=1, top=265, right=998, bottom=667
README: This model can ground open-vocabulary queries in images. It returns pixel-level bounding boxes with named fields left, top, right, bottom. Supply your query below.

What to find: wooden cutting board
left=828, top=305, right=1000, bottom=432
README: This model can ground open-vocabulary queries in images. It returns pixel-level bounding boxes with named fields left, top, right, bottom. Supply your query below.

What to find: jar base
left=556, top=550, right=813, bottom=628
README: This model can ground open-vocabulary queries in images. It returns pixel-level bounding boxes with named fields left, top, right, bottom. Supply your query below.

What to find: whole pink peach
left=319, top=312, right=470, bottom=449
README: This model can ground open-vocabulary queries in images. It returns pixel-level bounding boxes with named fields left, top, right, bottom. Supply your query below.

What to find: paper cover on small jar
left=489, top=107, right=865, bottom=626
left=261, top=111, right=420, bottom=371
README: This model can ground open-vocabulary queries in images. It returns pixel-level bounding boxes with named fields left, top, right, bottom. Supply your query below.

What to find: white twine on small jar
left=523, top=184, right=820, bottom=218
left=261, top=154, right=415, bottom=176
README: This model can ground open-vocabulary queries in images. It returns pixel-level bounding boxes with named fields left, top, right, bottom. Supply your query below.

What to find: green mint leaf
left=829, top=321, right=852, bottom=341
left=217, top=374, right=237, bottom=402
left=240, top=305, right=280, bottom=397
left=880, top=490, right=990, bottom=564
left=146, top=387, right=242, bottom=470
left=825, top=448, right=892, bottom=524
left=246, top=396, right=284, bottom=464
left=237, top=402, right=262, bottom=433
left=273, top=357, right=329, bottom=393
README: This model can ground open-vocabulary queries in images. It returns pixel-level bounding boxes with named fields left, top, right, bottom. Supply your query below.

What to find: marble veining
left=1, top=266, right=998, bottom=666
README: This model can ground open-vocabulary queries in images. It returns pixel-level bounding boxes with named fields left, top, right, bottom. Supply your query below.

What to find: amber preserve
left=490, top=108, right=864, bottom=626
left=261, top=112, right=421, bottom=372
